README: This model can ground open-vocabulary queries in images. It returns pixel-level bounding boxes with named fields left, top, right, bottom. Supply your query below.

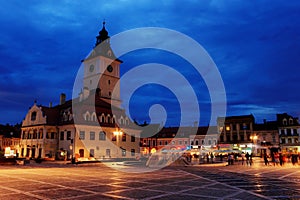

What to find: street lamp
left=113, top=129, right=123, bottom=158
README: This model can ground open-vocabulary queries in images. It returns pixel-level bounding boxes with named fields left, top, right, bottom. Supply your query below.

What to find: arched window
left=112, top=115, right=116, bottom=124
left=91, top=112, right=97, bottom=122
left=283, top=118, right=287, bottom=126
left=100, top=114, right=105, bottom=123
left=107, top=115, right=111, bottom=123
left=125, top=118, right=129, bottom=126
left=119, top=116, right=124, bottom=125
left=84, top=111, right=91, bottom=121
left=289, top=118, right=293, bottom=125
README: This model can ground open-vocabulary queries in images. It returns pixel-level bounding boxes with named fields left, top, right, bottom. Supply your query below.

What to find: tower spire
left=95, top=20, right=109, bottom=47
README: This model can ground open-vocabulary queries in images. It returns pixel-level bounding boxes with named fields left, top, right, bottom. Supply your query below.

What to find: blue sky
left=0, top=0, right=300, bottom=126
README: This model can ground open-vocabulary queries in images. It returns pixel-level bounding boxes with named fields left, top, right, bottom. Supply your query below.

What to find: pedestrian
left=279, top=153, right=283, bottom=166
left=271, top=152, right=275, bottom=166
left=249, top=153, right=253, bottom=166
left=220, top=154, right=223, bottom=162
left=274, top=153, right=280, bottom=166
left=241, top=152, right=245, bottom=165
left=206, top=153, right=210, bottom=163
left=230, top=154, right=234, bottom=165
left=264, top=154, right=269, bottom=166
left=245, top=152, right=250, bottom=166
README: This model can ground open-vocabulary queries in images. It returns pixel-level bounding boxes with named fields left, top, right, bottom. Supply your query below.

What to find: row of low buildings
left=4, top=112, right=297, bottom=160
left=140, top=113, right=300, bottom=158
left=2, top=23, right=299, bottom=160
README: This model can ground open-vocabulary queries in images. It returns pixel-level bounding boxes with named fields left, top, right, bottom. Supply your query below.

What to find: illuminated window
left=226, top=126, right=230, bottom=131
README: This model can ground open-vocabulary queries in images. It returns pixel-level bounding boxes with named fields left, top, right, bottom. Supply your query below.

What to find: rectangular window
left=60, top=132, right=64, bottom=140
left=122, top=134, right=126, bottom=142
left=122, top=149, right=126, bottom=157
left=106, top=149, right=110, bottom=157
left=294, top=129, right=298, bottom=135
left=51, top=132, right=56, bottom=139
left=67, top=131, right=71, bottom=140
left=90, top=131, right=95, bottom=140
left=153, top=140, right=156, bottom=146
left=159, top=141, right=162, bottom=145
left=90, top=149, right=94, bottom=157
left=99, top=131, right=106, bottom=140
left=179, top=140, right=182, bottom=145
left=80, top=131, right=85, bottom=140
left=131, top=149, right=135, bottom=156
left=131, top=135, right=135, bottom=142
left=240, top=135, right=244, bottom=141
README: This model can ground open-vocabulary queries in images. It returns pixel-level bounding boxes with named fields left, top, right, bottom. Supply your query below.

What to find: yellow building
left=20, top=22, right=141, bottom=161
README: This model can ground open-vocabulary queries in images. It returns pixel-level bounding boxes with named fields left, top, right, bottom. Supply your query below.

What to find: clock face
left=89, top=64, right=94, bottom=72
left=107, top=65, right=113, bottom=72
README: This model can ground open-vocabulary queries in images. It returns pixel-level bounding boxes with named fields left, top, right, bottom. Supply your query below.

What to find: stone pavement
left=0, top=161, right=299, bottom=200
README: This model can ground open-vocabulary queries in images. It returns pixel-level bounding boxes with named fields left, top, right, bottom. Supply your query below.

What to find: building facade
left=277, top=113, right=300, bottom=154
left=217, top=115, right=255, bottom=154
left=20, top=23, right=141, bottom=161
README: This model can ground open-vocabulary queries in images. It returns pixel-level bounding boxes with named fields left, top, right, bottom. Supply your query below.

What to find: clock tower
left=83, top=21, right=122, bottom=107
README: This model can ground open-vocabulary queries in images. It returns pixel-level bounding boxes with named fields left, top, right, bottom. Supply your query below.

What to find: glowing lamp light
left=150, top=148, right=156, bottom=154
left=113, top=130, right=123, bottom=136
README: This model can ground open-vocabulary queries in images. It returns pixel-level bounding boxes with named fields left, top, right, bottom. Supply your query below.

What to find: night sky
left=1, top=1, right=300, bottom=126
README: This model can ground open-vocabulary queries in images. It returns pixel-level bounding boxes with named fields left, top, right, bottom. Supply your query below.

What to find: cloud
left=0, top=0, right=299, bottom=125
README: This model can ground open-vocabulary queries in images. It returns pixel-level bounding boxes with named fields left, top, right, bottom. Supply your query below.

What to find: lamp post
left=250, top=135, right=258, bottom=156
left=113, top=129, right=123, bottom=158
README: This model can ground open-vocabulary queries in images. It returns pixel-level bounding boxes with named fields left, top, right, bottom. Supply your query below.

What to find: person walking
left=206, top=153, right=210, bottom=163
left=264, top=154, right=269, bottom=166
left=241, top=152, right=245, bottom=165
left=245, top=152, right=250, bottom=166
left=279, top=153, right=283, bottom=166
left=249, top=153, right=253, bottom=166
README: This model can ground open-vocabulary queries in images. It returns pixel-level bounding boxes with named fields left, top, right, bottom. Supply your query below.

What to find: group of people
left=264, top=152, right=299, bottom=166
left=228, top=152, right=253, bottom=166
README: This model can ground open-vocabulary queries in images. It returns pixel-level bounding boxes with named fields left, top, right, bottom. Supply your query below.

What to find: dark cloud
left=0, top=1, right=299, bottom=125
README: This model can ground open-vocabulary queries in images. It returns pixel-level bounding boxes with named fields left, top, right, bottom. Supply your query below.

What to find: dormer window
left=31, top=111, right=37, bottom=121
left=283, top=118, right=287, bottom=126
left=289, top=118, right=293, bottom=125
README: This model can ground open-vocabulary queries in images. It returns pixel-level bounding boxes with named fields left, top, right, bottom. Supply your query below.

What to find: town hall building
left=20, top=22, right=141, bottom=161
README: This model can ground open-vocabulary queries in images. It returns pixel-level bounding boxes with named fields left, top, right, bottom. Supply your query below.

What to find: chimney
left=60, top=93, right=66, bottom=105
left=49, top=102, right=52, bottom=108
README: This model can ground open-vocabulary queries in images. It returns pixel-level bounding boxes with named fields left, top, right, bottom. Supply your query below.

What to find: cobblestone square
left=0, top=162, right=299, bottom=199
